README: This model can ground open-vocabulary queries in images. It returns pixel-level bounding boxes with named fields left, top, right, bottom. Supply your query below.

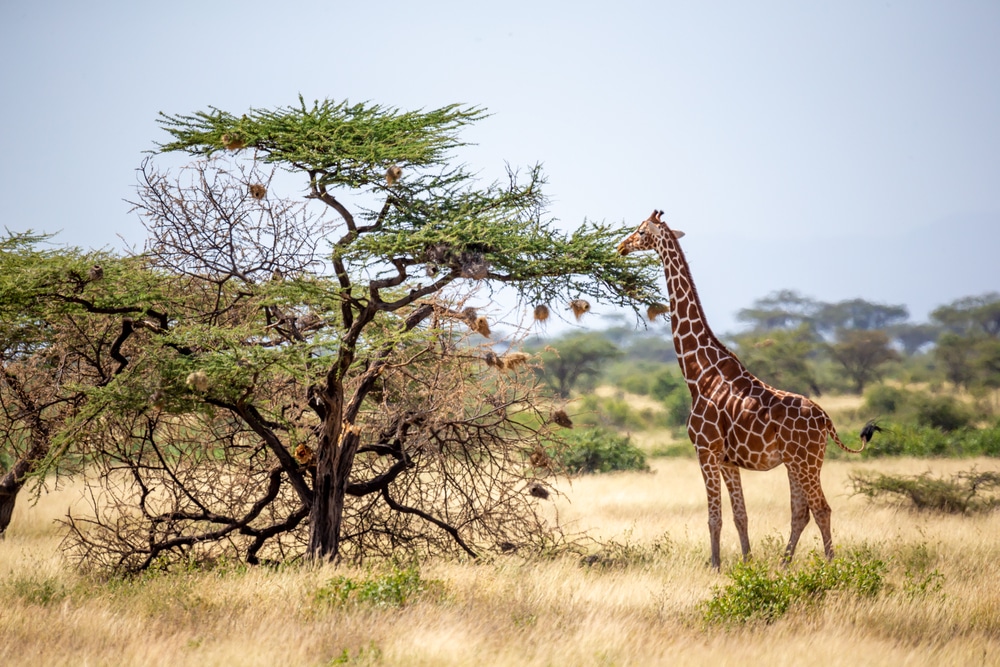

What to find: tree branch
left=381, top=487, right=477, bottom=558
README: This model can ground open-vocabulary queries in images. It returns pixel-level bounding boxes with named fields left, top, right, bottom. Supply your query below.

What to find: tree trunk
left=0, top=448, right=45, bottom=538
left=307, top=426, right=364, bottom=560
left=307, top=442, right=345, bottom=559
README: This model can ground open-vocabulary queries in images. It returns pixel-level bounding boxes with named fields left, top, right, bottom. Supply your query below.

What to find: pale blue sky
left=1, top=1, right=997, bottom=334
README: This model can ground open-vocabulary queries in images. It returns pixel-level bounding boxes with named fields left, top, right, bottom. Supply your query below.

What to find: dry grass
left=3, top=458, right=1000, bottom=666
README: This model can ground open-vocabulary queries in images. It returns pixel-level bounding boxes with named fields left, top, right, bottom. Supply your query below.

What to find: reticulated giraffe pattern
left=618, top=210, right=870, bottom=569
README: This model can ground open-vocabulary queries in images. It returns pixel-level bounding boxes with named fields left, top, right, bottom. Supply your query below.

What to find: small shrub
left=864, top=384, right=912, bottom=415
left=551, top=428, right=649, bottom=474
left=314, top=565, right=443, bottom=608
left=330, top=642, right=383, bottom=665
left=7, top=575, right=68, bottom=606
left=912, top=394, right=974, bottom=432
left=700, top=554, right=886, bottom=625
left=849, top=469, right=1000, bottom=513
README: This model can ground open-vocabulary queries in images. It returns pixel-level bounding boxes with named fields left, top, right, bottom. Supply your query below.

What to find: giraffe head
left=616, top=210, right=684, bottom=256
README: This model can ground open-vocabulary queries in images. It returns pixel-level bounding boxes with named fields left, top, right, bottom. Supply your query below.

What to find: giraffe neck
left=655, top=232, right=742, bottom=386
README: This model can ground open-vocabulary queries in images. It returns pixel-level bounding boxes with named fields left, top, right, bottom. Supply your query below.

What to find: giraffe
left=617, top=210, right=874, bottom=569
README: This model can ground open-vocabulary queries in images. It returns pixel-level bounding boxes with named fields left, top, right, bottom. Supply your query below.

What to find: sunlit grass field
left=2, top=456, right=999, bottom=666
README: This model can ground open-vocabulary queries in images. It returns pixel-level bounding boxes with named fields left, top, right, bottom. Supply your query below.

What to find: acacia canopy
left=27, top=97, right=665, bottom=569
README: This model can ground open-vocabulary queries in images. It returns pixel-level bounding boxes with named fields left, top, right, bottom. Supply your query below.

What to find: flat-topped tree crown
left=156, top=96, right=484, bottom=189
left=155, top=97, right=662, bottom=313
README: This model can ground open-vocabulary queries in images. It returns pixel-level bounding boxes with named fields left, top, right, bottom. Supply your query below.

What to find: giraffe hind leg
left=783, top=465, right=811, bottom=564
left=807, top=476, right=834, bottom=561
left=721, top=463, right=751, bottom=561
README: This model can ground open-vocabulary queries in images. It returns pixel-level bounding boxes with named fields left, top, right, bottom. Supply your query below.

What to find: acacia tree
left=535, top=332, right=622, bottom=398
left=828, top=329, right=900, bottom=393
left=0, top=234, right=169, bottom=537
left=57, top=98, right=661, bottom=568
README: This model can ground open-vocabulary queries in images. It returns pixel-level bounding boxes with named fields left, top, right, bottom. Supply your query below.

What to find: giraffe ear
left=673, top=229, right=686, bottom=239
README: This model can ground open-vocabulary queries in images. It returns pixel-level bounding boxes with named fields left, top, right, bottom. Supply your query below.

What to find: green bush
left=962, top=425, right=1000, bottom=456
left=6, top=575, right=68, bottom=606
left=912, top=394, right=974, bottom=432
left=864, top=384, right=912, bottom=415
left=314, top=564, right=443, bottom=608
left=552, top=428, right=649, bottom=474
left=700, top=554, right=886, bottom=625
left=650, top=369, right=685, bottom=402
left=857, top=423, right=1000, bottom=458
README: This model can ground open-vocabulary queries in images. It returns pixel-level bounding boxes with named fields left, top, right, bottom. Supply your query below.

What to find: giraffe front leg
left=721, top=463, right=751, bottom=561
left=697, top=450, right=724, bottom=570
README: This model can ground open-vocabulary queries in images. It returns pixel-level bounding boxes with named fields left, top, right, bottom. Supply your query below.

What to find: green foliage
left=864, top=384, right=911, bottom=415
left=931, top=292, right=1000, bottom=338
left=157, top=97, right=485, bottom=185
left=911, top=393, right=975, bottom=431
left=314, top=564, right=444, bottom=608
left=660, top=390, right=692, bottom=432
left=854, top=423, right=1000, bottom=458
left=5, top=574, right=68, bottom=606
left=604, top=365, right=691, bottom=429
left=735, top=289, right=819, bottom=332
left=849, top=469, right=1000, bottom=513
left=601, top=359, right=672, bottom=396
left=934, top=332, right=1000, bottom=391
left=572, top=393, right=669, bottom=431
left=700, top=554, right=886, bottom=625
left=155, top=98, right=662, bottom=311
left=815, top=298, right=909, bottom=335
left=550, top=428, right=649, bottom=474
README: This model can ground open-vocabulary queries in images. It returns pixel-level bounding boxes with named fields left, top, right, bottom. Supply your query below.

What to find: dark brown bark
left=306, top=303, right=436, bottom=561
left=0, top=420, right=50, bottom=537
left=0, top=367, right=52, bottom=537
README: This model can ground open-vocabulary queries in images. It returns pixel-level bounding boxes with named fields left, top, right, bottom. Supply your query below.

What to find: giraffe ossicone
left=618, top=209, right=875, bottom=569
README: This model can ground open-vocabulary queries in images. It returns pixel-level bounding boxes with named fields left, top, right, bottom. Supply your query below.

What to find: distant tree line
left=733, top=290, right=1000, bottom=395
left=533, top=290, right=1000, bottom=399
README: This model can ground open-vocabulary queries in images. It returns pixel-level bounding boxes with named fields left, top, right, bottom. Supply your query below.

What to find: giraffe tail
left=828, top=418, right=867, bottom=454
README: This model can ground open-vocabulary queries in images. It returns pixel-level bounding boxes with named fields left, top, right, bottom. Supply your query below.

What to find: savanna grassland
left=2, top=455, right=999, bottom=667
